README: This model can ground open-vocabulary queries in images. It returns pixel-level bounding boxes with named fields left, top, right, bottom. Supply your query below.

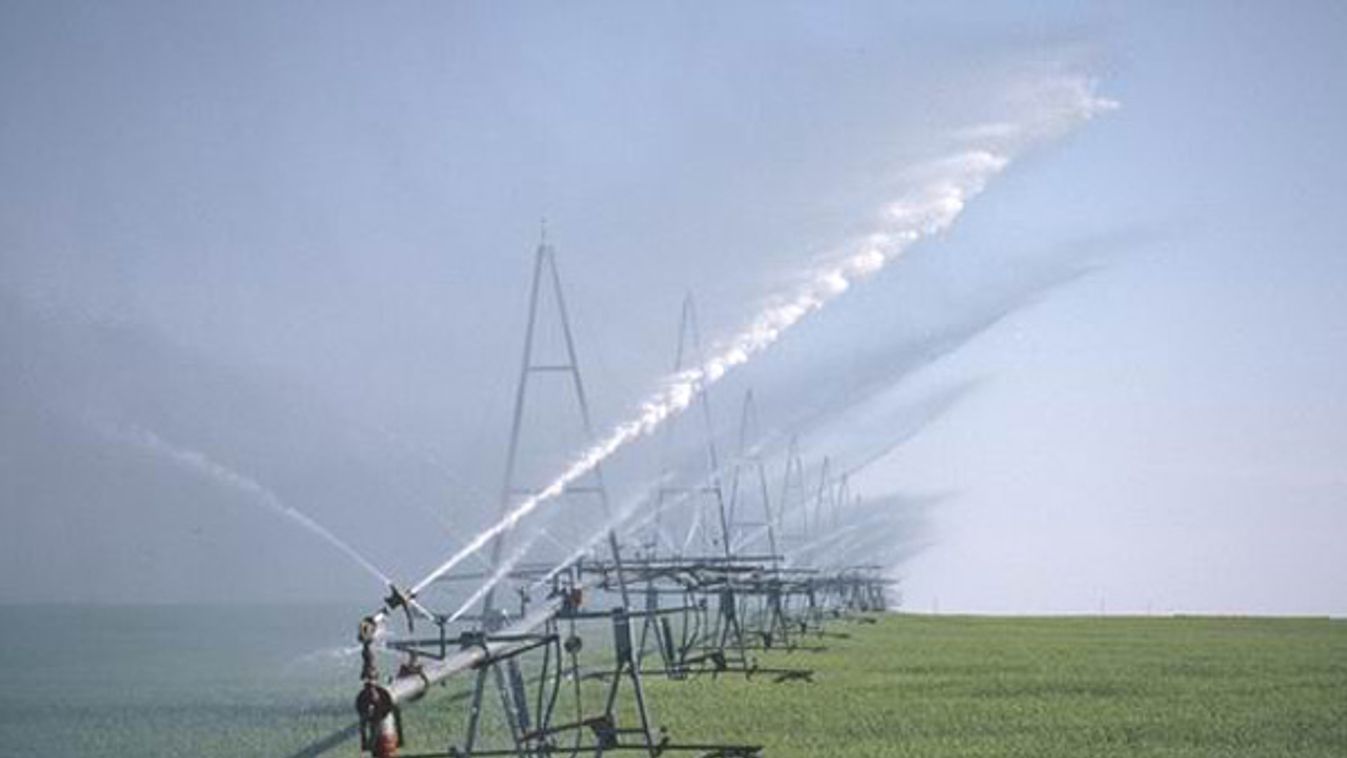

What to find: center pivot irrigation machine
left=350, top=236, right=895, bottom=758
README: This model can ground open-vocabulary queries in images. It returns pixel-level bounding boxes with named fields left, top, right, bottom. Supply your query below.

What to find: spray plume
left=119, top=426, right=394, bottom=588
left=444, top=530, right=543, bottom=624
left=408, top=74, right=1116, bottom=596
left=532, top=488, right=673, bottom=591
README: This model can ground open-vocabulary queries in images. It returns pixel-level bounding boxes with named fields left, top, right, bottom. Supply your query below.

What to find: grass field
left=400, top=614, right=1347, bottom=757
left=8, top=606, right=1342, bottom=756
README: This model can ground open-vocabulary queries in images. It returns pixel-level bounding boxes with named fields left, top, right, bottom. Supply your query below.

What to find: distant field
left=398, top=614, right=1347, bottom=757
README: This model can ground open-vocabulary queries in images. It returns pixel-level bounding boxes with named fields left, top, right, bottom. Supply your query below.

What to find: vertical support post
left=833, top=474, right=849, bottom=532
left=778, top=437, right=805, bottom=544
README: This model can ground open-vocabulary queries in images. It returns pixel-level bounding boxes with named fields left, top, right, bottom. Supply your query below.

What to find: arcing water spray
left=408, top=74, right=1117, bottom=598
left=119, top=425, right=395, bottom=588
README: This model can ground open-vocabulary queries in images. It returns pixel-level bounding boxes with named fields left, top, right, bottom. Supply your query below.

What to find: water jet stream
left=120, top=425, right=394, bottom=588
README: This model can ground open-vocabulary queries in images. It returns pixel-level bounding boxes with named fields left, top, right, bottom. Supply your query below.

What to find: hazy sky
left=1, top=1, right=1343, bottom=614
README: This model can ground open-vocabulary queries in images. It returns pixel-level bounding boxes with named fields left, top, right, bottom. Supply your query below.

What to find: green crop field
left=397, top=614, right=1347, bottom=758
left=5, top=603, right=1342, bottom=756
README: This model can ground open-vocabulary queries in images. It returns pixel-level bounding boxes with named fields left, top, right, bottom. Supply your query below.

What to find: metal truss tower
left=725, top=389, right=796, bottom=649
left=651, top=293, right=732, bottom=557
left=726, top=389, right=777, bottom=558
left=637, top=293, right=737, bottom=674
left=467, top=231, right=655, bottom=756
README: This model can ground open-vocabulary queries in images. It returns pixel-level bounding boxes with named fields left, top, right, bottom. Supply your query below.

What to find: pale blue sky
left=0, top=2, right=1343, bottom=612
left=884, top=3, right=1347, bottom=615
